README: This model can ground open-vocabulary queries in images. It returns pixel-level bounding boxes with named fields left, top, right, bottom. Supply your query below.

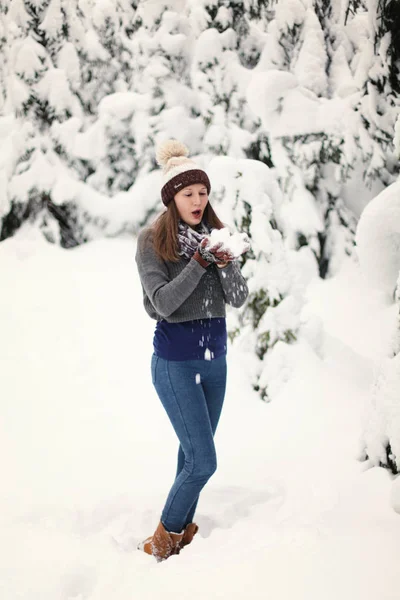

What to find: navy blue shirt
left=153, top=318, right=227, bottom=361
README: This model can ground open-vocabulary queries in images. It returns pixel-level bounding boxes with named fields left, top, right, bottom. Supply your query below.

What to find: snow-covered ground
left=1, top=229, right=400, bottom=600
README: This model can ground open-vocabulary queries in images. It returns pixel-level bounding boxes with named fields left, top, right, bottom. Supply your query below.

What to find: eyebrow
left=184, top=187, right=207, bottom=191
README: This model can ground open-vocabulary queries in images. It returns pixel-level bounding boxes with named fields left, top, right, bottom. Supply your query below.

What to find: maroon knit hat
left=156, top=140, right=211, bottom=206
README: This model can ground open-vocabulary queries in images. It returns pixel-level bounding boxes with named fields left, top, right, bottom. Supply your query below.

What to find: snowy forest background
left=1, top=0, right=400, bottom=482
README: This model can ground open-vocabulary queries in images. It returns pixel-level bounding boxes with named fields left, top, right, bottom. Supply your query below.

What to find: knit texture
left=162, top=170, right=210, bottom=206
left=177, top=220, right=207, bottom=258
left=135, top=228, right=249, bottom=323
left=156, top=140, right=211, bottom=206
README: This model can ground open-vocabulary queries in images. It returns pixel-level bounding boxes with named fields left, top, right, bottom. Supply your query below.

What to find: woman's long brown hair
left=150, top=200, right=225, bottom=262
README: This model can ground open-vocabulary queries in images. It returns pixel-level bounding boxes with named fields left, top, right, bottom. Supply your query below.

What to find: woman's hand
left=208, top=241, right=236, bottom=264
left=198, top=239, right=235, bottom=265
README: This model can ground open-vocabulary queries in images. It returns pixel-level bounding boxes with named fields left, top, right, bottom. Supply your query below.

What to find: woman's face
left=174, top=183, right=208, bottom=227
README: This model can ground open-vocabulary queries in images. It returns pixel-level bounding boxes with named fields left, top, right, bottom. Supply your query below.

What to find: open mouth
left=192, top=210, right=202, bottom=218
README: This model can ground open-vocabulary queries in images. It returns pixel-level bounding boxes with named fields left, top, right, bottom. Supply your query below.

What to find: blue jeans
left=151, top=354, right=227, bottom=533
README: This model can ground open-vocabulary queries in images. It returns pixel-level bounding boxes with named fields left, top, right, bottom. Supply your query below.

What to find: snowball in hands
left=204, top=228, right=250, bottom=258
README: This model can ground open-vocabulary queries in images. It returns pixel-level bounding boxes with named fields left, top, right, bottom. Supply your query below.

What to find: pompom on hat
left=156, top=139, right=211, bottom=206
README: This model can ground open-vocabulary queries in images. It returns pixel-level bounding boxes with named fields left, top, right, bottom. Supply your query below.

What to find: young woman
left=135, top=140, right=249, bottom=561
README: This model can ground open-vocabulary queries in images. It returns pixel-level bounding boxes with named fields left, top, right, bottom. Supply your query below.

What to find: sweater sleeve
left=216, top=260, right=249, bottom=308
left=135, top=229, right=207, bottom=318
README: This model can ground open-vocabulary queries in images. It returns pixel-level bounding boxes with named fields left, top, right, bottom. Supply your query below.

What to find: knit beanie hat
left=156, top=140, right=211, bottom=206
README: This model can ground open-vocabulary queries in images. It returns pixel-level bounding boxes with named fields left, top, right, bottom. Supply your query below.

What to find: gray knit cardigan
left=135, top=228, right=249, bottom=323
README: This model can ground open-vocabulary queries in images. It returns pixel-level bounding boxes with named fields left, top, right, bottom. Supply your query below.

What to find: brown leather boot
left=179, top=522, right=199, bottom=550
left=138, top=521, right=184, bottom=561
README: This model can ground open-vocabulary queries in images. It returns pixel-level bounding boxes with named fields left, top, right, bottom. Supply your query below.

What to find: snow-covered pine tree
left=352, top=0, right=400, bottom=186
left=0, top=0, right=138, bottom=245
left=369, top=0, right=400, bottom=94
left=355, top=76, right=400, bottom=467
left=208, top=155, right=319, bottom=399
left=0, top=0, right=88, bottom=246
left=85, top=3, right=204, bottom=198
left=76, top=0, right=138, bottom=115
left=192, top=0, right=400, bottom=399
left=188, top=0, right=271, bottom=162
left=356, top=180, right=400, bottom=474
left=246, top=0, right=400, bottom=279
left=68, top=0, right=140, bottom=195
left=247, top=0, right=353, bottom=278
